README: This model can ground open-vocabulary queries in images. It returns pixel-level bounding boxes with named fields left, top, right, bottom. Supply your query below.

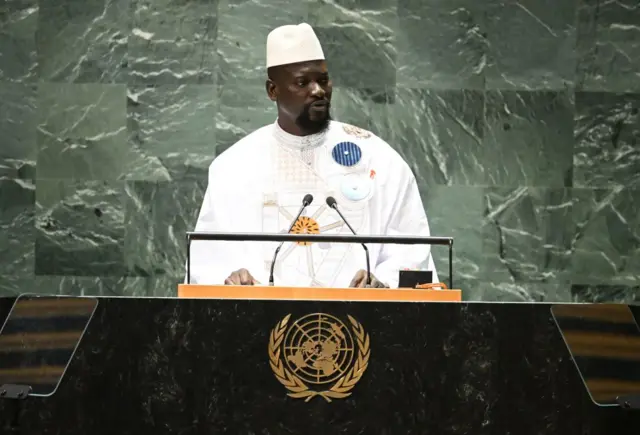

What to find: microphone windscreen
left=303, top=193, right=314, bottom=206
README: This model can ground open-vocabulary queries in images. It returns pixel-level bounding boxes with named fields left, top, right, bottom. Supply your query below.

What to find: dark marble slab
left=576, top=0, right=640, bottom=92
left=0, top=83, right=37, bottom=180
left=0, top=298, right=638, bottom=434
left=123, top=180, right=206, bottom=282
left=34, top=179, right=126, bottom=277
left=570, top=187, right=640, bottom=286
left=485, top=0, right=578, bottom=90
left=483, top=90, right=574, bottom=187
left=572, top=284, right=640, bottom=303
left=36, top=0, right=128, bottom=83
left=128, top=0, right=219, bottom=85
left=32, top=176, right=205, bottom=284
left=397, top=0, right=486, bottom=90
left=0, top=179, right=35, bottom=295
left=36, top=83, right=134, bottom=180
left=0, top=0, right=38, bottom=83
left=126, top=84, right=217, bottom=181
left=482, top=187, right=574, bottom=288
left=469, top=281, right=573, bottom=302
left=573, top=92, right=640, bottom=189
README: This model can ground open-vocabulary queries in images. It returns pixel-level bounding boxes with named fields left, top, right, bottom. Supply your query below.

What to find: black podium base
left=0, top=297, right=638, bottom=434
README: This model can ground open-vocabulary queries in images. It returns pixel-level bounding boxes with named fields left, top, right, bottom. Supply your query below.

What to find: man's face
left=267, top=60, right=333, bottom=133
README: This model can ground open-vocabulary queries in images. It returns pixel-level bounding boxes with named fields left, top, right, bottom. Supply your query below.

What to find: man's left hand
left=349, top=269, right=389, bottom=288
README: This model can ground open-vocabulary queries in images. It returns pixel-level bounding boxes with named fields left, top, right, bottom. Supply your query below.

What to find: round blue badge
left=331, top=142, right=362, bottom=167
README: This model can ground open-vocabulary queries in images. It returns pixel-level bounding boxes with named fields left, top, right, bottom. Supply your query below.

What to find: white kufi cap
left=266, top=23, right=325, bottom=68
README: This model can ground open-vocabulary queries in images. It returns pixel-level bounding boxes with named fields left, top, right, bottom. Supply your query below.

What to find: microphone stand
left=268, top=194, right=313, bottom=286
left=326, top=197, right=371, bottom=286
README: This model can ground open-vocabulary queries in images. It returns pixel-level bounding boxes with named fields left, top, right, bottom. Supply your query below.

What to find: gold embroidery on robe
left=342, top=124, right=372, bottom=139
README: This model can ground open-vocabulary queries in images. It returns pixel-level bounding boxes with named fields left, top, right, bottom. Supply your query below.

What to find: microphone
left=268, top=194, right=314, bottom=286
left=326, top=196, right=371, bottom=286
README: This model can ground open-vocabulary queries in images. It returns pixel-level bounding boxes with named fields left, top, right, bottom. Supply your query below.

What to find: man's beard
left=296, top=103, right=331, bottom=134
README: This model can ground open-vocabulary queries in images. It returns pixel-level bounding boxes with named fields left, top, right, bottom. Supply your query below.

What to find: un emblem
left=268, top=313, right=370, bottom=402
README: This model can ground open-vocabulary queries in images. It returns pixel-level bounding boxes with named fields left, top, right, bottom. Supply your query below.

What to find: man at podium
left=187, top=23, right=438, bottom=289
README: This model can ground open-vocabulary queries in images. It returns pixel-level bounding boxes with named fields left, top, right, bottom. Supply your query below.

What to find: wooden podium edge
left=177, top=284, right=462, bottom=302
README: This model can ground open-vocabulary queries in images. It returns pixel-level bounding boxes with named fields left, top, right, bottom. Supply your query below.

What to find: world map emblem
left=268, top=313, right=370, bottom=402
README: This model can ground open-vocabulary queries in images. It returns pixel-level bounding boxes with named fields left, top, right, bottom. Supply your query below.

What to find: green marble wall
left=1, top=0, right=639, bottom=301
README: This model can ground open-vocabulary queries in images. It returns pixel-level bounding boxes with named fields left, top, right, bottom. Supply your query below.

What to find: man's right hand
left=224, top=268, right=259, bottom=286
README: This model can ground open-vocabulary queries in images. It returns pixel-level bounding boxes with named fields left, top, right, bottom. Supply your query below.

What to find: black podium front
left=0, top=296, right=638, bottom=434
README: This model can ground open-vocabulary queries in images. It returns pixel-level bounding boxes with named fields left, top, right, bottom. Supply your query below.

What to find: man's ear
left=266, top=79, right=277, bottom=102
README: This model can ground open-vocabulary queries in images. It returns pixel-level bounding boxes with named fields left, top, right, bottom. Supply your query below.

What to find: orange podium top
left=177, top=284, right=461, bottom=302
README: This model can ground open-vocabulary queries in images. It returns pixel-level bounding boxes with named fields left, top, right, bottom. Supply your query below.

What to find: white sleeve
left=184, top=169, right=267, bottom=285
left=373, top=170, right=439, bottom=288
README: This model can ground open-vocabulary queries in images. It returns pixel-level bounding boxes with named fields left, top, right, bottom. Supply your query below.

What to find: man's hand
left=224, top=268, right=259, bottom=286
left=349, top=269, right=389, bottom=288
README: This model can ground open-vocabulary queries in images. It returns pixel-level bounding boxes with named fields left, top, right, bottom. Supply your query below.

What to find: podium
left=1, top=292, right=639, bottom=434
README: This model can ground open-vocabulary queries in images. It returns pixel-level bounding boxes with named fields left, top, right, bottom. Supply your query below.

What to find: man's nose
left=310, top=82, right=325, bottom=98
